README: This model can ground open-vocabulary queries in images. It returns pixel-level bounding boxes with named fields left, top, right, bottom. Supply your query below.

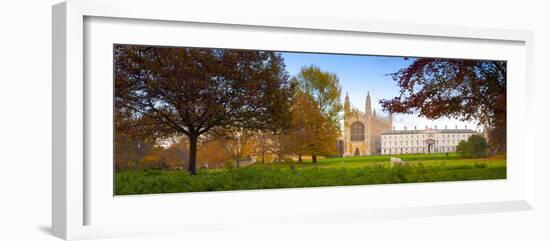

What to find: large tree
left=287, top=91, right=317, bottom=162
left=380, top=59, right=506, bottom=152
left=288, top=91, right=340, bottom=162
left=114, top=45, right=293, bottom=174
left=291, top=66, right=342, bottom=162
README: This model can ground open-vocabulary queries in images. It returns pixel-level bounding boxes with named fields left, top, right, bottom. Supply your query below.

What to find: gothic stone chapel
left=342, top=92, right=393, bottom=156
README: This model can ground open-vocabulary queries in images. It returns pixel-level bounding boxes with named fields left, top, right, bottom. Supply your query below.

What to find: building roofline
left=381, top=129, right=478, bottom=135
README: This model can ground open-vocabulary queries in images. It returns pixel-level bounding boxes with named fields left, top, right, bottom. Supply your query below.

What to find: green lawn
left=115, top=153, right=506, bottom=195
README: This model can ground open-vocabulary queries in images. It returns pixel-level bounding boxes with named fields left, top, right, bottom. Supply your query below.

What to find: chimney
left=393, top=126, right=395, bottom=130
left=425, top=125, right=428, bottom=130
left=445, top=125, right=447, bottom=130
left=414, top=126, right=417, bottom=130
left=435, top=125, right=438, bottom=130
left=455, top=125, right=458, bottom=129
left=465, top=125, right=468, bottom=129
left=404, top=126, right=407, bottom=130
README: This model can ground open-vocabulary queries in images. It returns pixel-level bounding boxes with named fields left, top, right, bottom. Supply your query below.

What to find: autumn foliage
left=114, top=45, right=294, bottom=174
left=114, top=44, right=347, bottom=174
left=380, top=59, right=506, bottom=153
left=114, top=47, right=506, bottom=175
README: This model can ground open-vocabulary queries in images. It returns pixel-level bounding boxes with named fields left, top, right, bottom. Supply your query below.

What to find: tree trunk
left=298, top=154, right=303, bottom=163
left=188, top=136, right=198, bottom=175
left=261, top=152, right=265, bottom=164
left=236, top=149, right=240, bottom=168
left=311, top=153, right=317, bottom=163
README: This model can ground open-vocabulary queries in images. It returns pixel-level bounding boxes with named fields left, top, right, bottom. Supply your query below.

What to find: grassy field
left=115, top=153, right=506, bottom=195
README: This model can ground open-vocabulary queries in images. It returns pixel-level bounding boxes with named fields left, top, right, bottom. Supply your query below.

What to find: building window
left=350, top=122, right=365, bottom=141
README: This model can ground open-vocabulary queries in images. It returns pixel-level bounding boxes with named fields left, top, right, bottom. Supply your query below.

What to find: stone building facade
left=342, top=92, right=393, bottom=156
left=380, top=126, right=478, bottom=155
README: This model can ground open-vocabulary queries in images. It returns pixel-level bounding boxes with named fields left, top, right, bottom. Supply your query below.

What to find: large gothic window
left=350, top=122, right=365, bottom=141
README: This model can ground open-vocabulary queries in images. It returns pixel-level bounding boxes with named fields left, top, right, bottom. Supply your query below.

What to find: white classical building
left=381, top=125, right=478, bottom=155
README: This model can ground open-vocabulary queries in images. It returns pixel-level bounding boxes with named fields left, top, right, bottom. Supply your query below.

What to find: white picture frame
left=52, top=0, right=536, bottom=240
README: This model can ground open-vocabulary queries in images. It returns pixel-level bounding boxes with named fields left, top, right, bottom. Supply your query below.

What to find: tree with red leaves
left=380, top=58, right=506, bottom=153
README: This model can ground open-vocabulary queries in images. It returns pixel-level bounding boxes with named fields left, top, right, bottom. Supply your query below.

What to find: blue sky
left=279, top=52, right=479, bottom=131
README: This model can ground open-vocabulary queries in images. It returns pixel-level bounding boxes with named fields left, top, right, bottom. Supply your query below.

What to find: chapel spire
left=344, top=92, right=350, bottom=115
left=365, top=91, right=372, bottom=115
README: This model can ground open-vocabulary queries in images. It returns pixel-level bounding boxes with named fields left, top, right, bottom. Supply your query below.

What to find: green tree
left=456, top=135, right=489, bottom=158
left=294, top=65, right=342, bottom=124
left=291, top=66, right=342, bottom=163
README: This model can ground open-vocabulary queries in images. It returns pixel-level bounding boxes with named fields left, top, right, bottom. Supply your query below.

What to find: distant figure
left=390, top=157, right=406, bottom=167
left=446, top=152, right=449, bottom=158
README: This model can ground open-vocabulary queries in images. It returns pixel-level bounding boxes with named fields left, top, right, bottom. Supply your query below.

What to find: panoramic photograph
left=113, top=44, right=507, bottom=195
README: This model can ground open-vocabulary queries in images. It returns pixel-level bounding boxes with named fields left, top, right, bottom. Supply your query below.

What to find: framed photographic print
left=52, top=0, right=535, bottom=240
left=112, top=44, right=507, bottom=195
